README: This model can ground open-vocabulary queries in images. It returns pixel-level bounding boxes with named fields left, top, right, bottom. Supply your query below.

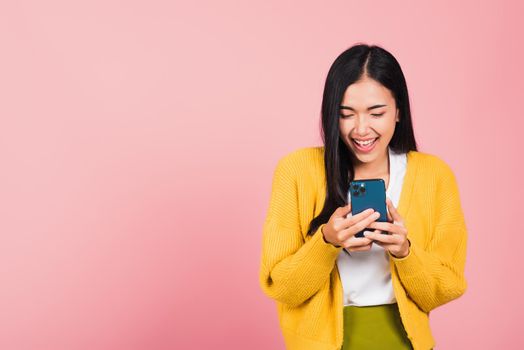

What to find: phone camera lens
left=360, top=187, right=366, bottom=193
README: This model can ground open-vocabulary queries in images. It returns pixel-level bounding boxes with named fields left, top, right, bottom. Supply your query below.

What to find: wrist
left=391, top=239, right=411, bottom=258
left=391, top=249, right=409, bottom=259
left=321, top=224, right=340, bottom=247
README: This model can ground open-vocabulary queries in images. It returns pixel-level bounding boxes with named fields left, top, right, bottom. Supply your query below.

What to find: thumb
left=340, top=203, right=352, bottom=217
left=386, top=198, right=403, bottom=224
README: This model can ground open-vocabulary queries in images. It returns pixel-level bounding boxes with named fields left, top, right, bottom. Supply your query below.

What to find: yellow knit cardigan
left=259, top=146, right=467, bottom=350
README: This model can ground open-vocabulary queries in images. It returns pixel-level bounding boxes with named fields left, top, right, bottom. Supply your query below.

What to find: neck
left=353, top=148, right=390, bottom=179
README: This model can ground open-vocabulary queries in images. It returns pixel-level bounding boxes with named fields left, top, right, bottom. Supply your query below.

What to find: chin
left=352, top=152, right=378, bottom=164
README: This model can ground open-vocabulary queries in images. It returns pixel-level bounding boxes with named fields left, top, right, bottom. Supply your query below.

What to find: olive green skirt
left=342, top=303, right=413, bottom=350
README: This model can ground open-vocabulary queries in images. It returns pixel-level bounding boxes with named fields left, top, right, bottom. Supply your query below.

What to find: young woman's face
left=339, top=76, right=399, bottom=166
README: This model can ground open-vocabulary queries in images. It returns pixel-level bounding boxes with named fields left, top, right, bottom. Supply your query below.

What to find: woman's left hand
left=364, top=198, right=411, bottom=258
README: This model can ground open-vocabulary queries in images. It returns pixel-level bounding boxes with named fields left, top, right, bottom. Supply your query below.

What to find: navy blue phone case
left=348, top=179, right=388, bottom=238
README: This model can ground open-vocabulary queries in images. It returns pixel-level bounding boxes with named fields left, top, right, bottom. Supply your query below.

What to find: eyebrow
left=339, top=104, right=387, bottom=111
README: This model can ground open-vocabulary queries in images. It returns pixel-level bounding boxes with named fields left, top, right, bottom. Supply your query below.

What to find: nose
left=354, top=115, right=370, bottom=136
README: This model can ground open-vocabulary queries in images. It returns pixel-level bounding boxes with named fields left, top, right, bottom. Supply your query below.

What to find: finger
left=335, top=203, right=352, bottom=217
left=341, top=208, right=375, bottom=226
left=367, top=221, right=406, bottom=236
left=339, top=211, right=380, bottom=240
left=375, top=242, right=408, bottom=258
left=335, top=208, right=374, bottom=231
left=373, top=241, right=396, bottom=250
left=341, top=236, right=373, bottom=249
left=333, top=206, right=368, bottom=231
left=347, top=243, right=373, bottom=252
left=386, top=198, right=404, bottom=225
left=363, top=230, right=398, bottom=244
left=344, top=208, right=375, bottom=221
left=386, top=197, right=393, bottom=222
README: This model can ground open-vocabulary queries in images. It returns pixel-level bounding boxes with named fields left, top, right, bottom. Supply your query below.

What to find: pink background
left=1, top=0, right=522, bottom=349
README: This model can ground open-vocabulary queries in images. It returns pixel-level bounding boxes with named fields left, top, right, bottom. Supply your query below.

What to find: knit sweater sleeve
left=259, top=154, right=342, bottom=307
left=389, top=159, right=468, bottom=313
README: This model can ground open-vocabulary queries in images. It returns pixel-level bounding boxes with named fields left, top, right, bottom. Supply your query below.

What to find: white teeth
left=354, top=138, right=376, bottom=146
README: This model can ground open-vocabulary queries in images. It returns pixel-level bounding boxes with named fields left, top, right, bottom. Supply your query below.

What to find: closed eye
left=340, top=113, right=384, bottom=118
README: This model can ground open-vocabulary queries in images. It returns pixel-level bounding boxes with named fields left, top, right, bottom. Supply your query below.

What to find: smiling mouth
left=353, top=138, right=377, bottom=146
left=351, top=137, right=379, bottom=152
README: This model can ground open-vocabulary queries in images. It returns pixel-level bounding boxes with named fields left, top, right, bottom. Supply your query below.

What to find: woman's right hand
left=321, top=203, right=380, bottom=252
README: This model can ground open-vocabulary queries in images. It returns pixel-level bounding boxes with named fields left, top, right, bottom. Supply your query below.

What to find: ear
left=395, top=108, right=400, bottom=123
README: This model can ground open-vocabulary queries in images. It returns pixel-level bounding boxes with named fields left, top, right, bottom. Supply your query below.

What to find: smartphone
left=348, top=179, right=388, bottom=238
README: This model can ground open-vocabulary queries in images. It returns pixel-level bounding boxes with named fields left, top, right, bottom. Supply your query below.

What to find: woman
left=259, top=43, right=467, bottom=350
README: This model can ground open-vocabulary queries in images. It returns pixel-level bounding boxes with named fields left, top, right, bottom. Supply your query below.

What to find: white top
left=336, top=148, right=407, bottom=306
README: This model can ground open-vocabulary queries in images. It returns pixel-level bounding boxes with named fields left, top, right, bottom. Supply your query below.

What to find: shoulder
left=407, top=150, right=457, bottom=182
left=274, top=146, right=324, bottom=175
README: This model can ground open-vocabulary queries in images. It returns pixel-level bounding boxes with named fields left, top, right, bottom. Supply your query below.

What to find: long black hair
left=307, top=43, right=418, bottom=236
